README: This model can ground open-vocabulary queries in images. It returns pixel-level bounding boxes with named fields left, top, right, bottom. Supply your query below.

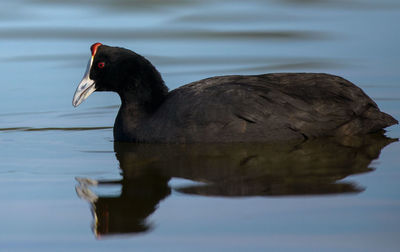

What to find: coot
left=72, top=43, right=397, bottom=143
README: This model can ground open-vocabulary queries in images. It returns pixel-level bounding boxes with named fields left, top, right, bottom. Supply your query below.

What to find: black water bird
left=72, top=43, right=398, bottom=143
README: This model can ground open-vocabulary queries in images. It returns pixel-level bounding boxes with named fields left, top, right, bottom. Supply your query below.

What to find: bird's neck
left=117, top=62, right=168, bottom=113
left=114, top=101, right=147, bottom=142
left=113, top=57, right=168, bottom=142
left=114, top=81, right=168, bottom=142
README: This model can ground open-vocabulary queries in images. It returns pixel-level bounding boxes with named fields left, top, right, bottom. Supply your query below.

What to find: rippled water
left=1, top=0, right=399, bottom=251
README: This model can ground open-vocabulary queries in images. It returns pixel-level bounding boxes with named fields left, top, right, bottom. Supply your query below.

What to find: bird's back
left=140, top=73, right=397, bottom=143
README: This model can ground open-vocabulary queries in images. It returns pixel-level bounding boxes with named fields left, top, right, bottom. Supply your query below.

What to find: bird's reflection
left=76, top=132, right=396, bottom=237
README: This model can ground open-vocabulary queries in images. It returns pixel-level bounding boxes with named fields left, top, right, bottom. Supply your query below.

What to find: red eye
left=97, top=62, right=105, bottom=68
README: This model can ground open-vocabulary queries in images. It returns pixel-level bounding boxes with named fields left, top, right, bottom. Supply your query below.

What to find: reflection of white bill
left=76, top=177, right=99, bottom=186
left=75, top=177, right=98, bottom=203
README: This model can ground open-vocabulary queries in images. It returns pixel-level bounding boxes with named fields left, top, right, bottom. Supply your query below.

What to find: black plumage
left=73, top=44, right=397, bottom=143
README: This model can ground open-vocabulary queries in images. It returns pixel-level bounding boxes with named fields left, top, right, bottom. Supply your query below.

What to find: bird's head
left=73, top=43, right=167, bottom=110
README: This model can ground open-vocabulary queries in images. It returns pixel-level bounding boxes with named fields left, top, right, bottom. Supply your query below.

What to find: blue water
left=1, top=0, right=399, bottom=251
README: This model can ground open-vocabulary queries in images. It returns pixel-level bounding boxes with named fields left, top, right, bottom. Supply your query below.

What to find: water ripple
left=0, top=126, right=112, bottom=132
left=0, top=27, right=328, bottom=41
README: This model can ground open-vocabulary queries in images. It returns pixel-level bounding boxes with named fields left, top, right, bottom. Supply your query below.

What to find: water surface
left=1, top=0, right=399, bottom=251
